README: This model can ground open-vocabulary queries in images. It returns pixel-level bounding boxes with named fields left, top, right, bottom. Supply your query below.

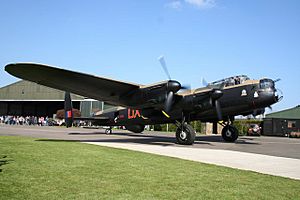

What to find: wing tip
left=4, top=63, right=17, bottom=73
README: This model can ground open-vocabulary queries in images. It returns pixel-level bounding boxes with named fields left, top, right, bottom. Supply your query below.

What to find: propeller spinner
left=165, top=80, right=181, bottom=113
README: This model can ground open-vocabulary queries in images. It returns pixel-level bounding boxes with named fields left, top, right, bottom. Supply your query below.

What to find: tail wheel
left=222, top=125, right=239, bottom=142
left=176, top=124, right=196, bottom=145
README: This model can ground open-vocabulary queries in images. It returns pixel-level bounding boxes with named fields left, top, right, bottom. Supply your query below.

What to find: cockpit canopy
left=208, top=75, right=250, bottom=88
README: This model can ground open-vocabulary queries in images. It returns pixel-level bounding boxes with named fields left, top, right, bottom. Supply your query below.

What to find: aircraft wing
left=5, top=63, right=142, bottom=106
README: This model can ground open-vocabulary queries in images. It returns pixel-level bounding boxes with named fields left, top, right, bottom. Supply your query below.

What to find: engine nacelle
left=125, top=80, right=181, bottom=109
left=125, top=125, right=145, bottom=133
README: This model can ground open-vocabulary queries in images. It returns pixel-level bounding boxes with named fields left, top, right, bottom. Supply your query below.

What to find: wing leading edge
left=5, top=63, right=142, bottom=106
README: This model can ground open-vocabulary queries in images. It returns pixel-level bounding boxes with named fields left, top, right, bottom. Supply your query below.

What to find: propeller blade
left=210, top=89, right=223, bottom=121
left=165, top=91, right=174, bottom=113
left=158, top=55, right=171, bottom=80
left=252, top=108, right=265, bottom=117
left=274, top=78, right=281, bottom=83
left=201, top=77, right=208, bottom=86
left=180, top=84, right=191, bottom=91
left=276, top=88, right=283, bottom=102
left=215, top=99, right=222, bottom=121
left=268, top=106, right=273, bottom=111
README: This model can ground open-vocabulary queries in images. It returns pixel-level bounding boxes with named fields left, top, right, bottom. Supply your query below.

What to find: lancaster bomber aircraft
left=5, top=58, right=282, bottom=145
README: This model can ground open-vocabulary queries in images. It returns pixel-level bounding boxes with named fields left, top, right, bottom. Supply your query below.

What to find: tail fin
left=64, top=92, right=73, bottom=128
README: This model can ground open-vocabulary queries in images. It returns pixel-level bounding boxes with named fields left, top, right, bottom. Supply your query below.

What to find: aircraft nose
left=264, top=88, right=283, bottom=107
left=257, top=78, right=283, bottom=106
left=253, top=87, right=277, bottom=108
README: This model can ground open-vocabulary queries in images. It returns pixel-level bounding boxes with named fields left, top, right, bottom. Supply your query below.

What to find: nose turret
left=256, top=78, right=282, bottom=107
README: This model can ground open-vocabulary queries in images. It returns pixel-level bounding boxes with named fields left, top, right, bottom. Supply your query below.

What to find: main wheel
left=222, top=125, right=239, bottom=142
left=176, top=124, right=196, bottom=145
left=105, top=128, right=112, bottom=135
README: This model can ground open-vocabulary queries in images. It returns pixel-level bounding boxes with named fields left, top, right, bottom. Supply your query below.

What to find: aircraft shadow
left=36, top=132, right=258, bottom=146
left=196, top=135, right=259, bottom=145
left=68, top=132, right=106, bottom=135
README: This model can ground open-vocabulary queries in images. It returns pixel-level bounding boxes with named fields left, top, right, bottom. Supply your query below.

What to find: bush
left=233, top=119, right=262, bottom=135
left=190, top=121, right=202, bottom=133
left=153, top=124, right=162, bottom=131
left=155, top=121, right=202, bottom=133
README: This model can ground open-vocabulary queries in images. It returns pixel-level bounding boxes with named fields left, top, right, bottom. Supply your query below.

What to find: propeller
left=158, top=56, right=190, bottom=114
left=201, top=77, right=208, bottom=87
left=210, top=89, right=223, bottom=121
left=201, top=77, right=224, bottom=120
left=165, top=91, right=174, bottom=113
left=275, top=88, right=283, bottom=102
left=252, top=108, right=266, bottom=118
left=164, top=80, right=182, bottom=113
left=214, top=99, right=222, bottom=121
left=274, top=78, right=281, bottom=83
left=158, top=55, right=171, bottom=80
left=267, top=106, right=273, bottom=111
left=158, top=56, right=223, bottom=119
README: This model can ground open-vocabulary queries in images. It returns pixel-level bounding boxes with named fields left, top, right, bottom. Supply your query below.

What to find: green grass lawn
left=0, top=136, right=299, bottom=200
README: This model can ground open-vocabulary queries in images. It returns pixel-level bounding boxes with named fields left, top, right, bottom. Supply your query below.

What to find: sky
left=0, top=0, right=299, bottom=112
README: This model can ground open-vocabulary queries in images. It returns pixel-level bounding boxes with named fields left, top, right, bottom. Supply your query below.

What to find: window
left=259, top=79, right=274, bottom=89
left=287, top=121, right=296, bottom=128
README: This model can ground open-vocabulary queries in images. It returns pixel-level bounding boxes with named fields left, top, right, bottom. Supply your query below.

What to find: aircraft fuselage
left=95, top=78, right=279, bottom=126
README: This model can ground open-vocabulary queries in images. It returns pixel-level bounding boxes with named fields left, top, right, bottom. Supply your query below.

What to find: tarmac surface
left=1, top=124, right=300, bottom=180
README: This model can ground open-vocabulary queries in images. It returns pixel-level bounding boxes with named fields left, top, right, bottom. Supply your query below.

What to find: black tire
left=222, top=125, right=239, bottom=142
left=105, top=129, right=111, bottom=135
left=176, top=124, right=196, bottom=145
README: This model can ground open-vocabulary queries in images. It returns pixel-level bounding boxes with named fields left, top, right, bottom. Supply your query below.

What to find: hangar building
left=0, top=80, right=111, bottom=117
left=263, top=105, right=300, bottom=136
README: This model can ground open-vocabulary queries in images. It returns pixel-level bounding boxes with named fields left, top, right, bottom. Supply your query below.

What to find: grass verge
left=0, top=136, right=299, bottom=200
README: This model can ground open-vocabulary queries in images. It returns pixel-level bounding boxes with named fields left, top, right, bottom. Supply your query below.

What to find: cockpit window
left=208, top=75, right=250, bottom=87
left=259, top=79, right=274, bottom=89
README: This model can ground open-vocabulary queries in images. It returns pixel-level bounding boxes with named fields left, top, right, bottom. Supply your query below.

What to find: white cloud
left=184, top=0, right=216, bottom=9
left=166, top=1, right=182, bottom=10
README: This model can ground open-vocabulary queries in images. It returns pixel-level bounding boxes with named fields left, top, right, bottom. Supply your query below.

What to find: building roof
left=265, top=105, right=300, bottom=119
left=0, top=80, right=85, bottom=101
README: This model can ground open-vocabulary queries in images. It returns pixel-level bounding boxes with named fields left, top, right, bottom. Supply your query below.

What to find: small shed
left=263, top=105, right=300, bottom=136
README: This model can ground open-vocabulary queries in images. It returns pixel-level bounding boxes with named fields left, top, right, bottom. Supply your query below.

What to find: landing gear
left=175, top=123, right=196, bottom=145
left=218, top=117, right=239, bottom=142
left=174, top=113, right=196, bottom=145
left=221, top=124, right=239, bottom=142
left=105, top=127, right=112, bottom=134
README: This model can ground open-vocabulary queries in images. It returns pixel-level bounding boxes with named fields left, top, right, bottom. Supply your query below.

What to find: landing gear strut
left=175, top=115, right=196, bottom=145
left=220, top=118, right=239, bottom=142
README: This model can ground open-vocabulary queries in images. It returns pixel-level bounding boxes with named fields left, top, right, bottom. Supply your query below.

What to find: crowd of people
left=0, top=115, right=50, bottom=126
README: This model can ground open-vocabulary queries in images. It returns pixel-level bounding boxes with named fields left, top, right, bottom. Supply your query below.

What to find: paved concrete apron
left=85, top=142, right=300, bottom=180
